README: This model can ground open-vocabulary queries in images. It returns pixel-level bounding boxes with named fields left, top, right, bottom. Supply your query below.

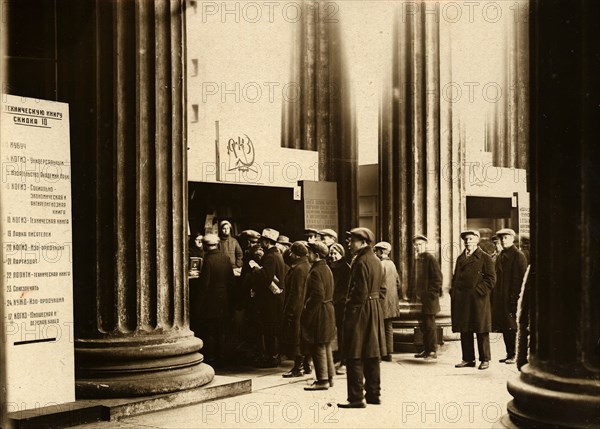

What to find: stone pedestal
left=499, top=1, right=600, bottom=427
left=55, top=0, right=214, bottom=397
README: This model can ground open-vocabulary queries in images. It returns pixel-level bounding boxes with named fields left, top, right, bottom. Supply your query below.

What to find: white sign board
left=1, top=95, right=75, bottom=410
left=188, top=121, right=318, bottom=189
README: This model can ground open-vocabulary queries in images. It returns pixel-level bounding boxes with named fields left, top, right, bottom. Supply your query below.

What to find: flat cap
left=374, top=241, right=392, bottom=252
left=290, top=241, right=308, bottom=257
left=349, top=227, right=375, bottom=244
left=307, top=241, right=330, bottom=258
left=330, top=243, right=345, bottom=257
left=318, top=229, right=338, bottom=240
left=219, top=220, right=232, bottom=228
left=496, top=228, right=516, bottom=237
left=202, top=233, right=220, bottom=246
left=304, top=228, right=320, bottom=236
left=413, top=234, right=428, bottom=242
left=261, top=228, right=280, bottom=243
left=241, top=229, right=261, bottom=240
left=460, top=230, right=481, bottom=240
left=277, top=235, right=292, bottom=246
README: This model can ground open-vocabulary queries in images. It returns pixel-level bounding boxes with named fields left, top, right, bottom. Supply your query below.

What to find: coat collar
left=461, top=246, right=482, bottom=261
left=264, top=246, right=279, bottom=255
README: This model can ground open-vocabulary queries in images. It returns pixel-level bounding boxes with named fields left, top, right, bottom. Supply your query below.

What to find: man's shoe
left=478, top=361, right=490, bottom=370
left=504, top=357, right=516, bottom=364
left=282, top=368, right=303, bottom=378
left=335, top=364, right=346, bottom=375
left=382, top=355, right=393, bottom=362
left=303, top=363, right=313, bottom=375
left=366, top=397, right=381, bottom=405
left=414, top=351, right=426, bottom=358
left=424, top=352, right=438, bottom=361
left=455, top=360, right=476, bottom=368
left=499, top=357, right=508, bottom=363
left=304, top=380, right=330, bottom=391
left=337, top=401, right=367, bottom=409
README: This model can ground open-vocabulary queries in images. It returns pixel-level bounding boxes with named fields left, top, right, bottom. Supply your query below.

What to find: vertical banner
left=0, top=95, right=75, bottom=411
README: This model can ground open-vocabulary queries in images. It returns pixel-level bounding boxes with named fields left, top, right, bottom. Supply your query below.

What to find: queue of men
left=189, top=221, right=528, bottom=408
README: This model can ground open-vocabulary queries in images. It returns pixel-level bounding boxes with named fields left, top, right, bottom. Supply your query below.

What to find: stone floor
left=73, top=334, right=517, bottom=429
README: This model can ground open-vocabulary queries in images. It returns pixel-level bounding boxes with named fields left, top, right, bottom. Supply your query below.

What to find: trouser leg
left=345, top=358, right=365, bottom=403
left=384, top=319, right=394, bottom=356
left=460, top=332, right=476, bottom=362
left=325, top=343, right=335, bottom=380
left=311, top=344, right=327, bottom=381
left=503, top=329, right=517, bottom=358
left=422, top=314, right=437, bottom=354
left=363, top=357, right=381, bottom=401
left=476, top=332, right=491, bottom=362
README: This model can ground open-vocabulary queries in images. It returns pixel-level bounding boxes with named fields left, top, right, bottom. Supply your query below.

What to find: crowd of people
left=188, top=220, right=529, bottom=408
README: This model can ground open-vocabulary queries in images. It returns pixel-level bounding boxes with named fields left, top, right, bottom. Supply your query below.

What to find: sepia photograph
left=0, top=0, right=598, bottom=428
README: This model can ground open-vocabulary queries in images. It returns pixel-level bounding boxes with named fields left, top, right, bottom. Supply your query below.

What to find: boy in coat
left=412, top=234, right=443, bottom=360
left=374, top=241, right=401, bottom=362
left=492, top=228, right=528, bottom=364
left=338, top=228, right=386, bottom=408
left=190, top=234, right=234, bottom=366
left=281, top=242, right=311, bottom=377
left=301, top=241, right=337, bottom=390
left=450, top=230, right=496, bottom=370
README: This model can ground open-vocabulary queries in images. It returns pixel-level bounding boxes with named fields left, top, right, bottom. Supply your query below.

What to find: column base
left=500, top=364, right=600, bottom=428
left=75, top=332, right=215, bottom=398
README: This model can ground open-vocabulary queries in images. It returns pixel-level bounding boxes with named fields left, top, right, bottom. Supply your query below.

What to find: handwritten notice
left=1, top=95, right=75, bottom=410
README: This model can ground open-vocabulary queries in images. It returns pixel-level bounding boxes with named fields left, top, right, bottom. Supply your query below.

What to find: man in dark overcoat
left=281, top=242, right=311, bottom=377
left=301, top=241, right=337, bottom=390
left=338, top=227, right=386, bottom=409
left=253, top=228, right=286, bottom=368
left=411, top=234, right=443, bottom=360
left=492, top=228, right=528, bottom=364
left=190, top=233, right=234, bottom=366
left=450, top=230, right=496, bottom=370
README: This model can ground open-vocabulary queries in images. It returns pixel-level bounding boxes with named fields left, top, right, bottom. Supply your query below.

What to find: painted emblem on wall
left=226, top=135, right=257, bottom=173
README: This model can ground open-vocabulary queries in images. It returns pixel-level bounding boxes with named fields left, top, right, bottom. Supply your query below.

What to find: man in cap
left=189, top=234, right=234, bottom=367
left=218, top=220, right=243, bottom=273
left=491, top=228, right=528, bottom=365
left=301, top=241, right=337, bottom=390
left=411, top=235, right=443, bottom=360
left=319, top=229, right=338, bottom=248
left=374, top=241, right=401, bottom=362
left=253, top=228, right=287, bottom=367
left=450, top=230, right=496, bottom=370
left=338, top=227, right=386, bottom=408
left=490, top=235, right=503, bottom=263
left=281, top=241, right=312, bottom=377
left=329, top=242, right=350, bottom=374
left=304, top=228, right=321, bottom=243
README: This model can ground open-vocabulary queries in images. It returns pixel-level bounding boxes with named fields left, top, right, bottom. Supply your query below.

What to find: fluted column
left=379, top=3, right=463, bottom=291
left=499, top=0, right=600, bottom=427
left=281, top=0, right=358, bottom=236
left=56, top=0, right=213, bottom=398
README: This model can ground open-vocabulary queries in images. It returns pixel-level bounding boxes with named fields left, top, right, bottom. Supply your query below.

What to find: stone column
left=56, top=0, right=214, bottom=398
left=281, top=0, right=358, bottom=236
left=380, top=3, right=464, bottom=293
left=499, top=0, right=600, bottom=427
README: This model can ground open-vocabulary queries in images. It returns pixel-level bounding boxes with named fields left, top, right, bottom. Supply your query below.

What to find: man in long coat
left=281, top=242, right=311, bottom=377
left=411, top=234, right=443, bottom=360
left=374, top=241, right=401, bottom=362
left=450, top=230, right=496, bottom=370
left=338, top=227, right=386, bottom=409
left=253, top=228, right=286, bottom=368
left=301, top=241, right=337, bottom=390
left=190, top=234, right=234, bottom=366
left=492, top=228, right=528, bottom=364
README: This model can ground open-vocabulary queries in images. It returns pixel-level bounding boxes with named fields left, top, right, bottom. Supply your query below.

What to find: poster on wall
left=0, top=95, right=75, bottom=411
